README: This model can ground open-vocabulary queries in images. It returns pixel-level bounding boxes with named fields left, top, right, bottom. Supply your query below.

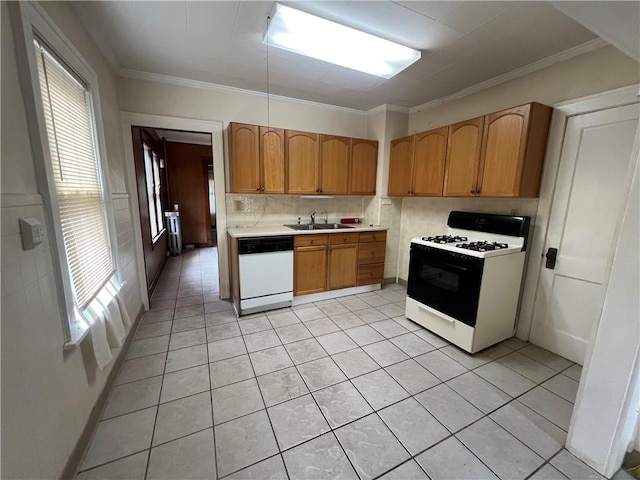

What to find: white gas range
left=406, top=211, right=531, bottom=353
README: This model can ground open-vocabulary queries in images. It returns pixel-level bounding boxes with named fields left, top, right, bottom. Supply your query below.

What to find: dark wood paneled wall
left=131, top=127, right=167, bottom=296
left=165, top=142, right=213, bottom=247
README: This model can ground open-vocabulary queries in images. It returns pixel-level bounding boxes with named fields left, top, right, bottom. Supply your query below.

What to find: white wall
left=0, top=2, right=142, bottom=478
left=409, top=45, right=639, bottom=133
left=118, top=74, right=369, bottom=140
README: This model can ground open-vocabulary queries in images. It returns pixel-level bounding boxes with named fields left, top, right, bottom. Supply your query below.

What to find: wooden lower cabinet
left=294, top=231, right=387, bottom=296
left=294, top=235, right=327, bottom=296
left=357, top=264, right=384, bottom=286
left=357, top=231, right=386, bottom=286
left=328, top=244, right=358, bottom=290
left=294, top=245, right=327, bottom=295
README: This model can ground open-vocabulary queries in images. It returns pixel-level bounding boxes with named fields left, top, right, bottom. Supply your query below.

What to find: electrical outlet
left=19, top=217, right=44, bottom=250
left=234, top=199, right=244, bottom=212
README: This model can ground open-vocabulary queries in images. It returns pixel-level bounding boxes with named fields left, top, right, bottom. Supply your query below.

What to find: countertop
left=227, top=223, right=388, bottom=238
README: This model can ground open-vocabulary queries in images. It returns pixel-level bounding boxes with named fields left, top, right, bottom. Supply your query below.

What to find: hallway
left=75, top=248, right=607, bottom=480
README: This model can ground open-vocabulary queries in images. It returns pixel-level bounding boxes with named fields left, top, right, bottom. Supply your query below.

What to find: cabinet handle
left=256, top=186, right=261, bottom=191
left=471, top=189, right=476, bottom=194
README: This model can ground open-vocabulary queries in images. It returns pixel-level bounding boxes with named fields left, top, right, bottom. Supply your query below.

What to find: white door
left=529, top=103, right=639, bottom=365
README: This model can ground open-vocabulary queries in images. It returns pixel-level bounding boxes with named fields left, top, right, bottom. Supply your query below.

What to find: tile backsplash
left=225, top=194, right=369, bottom=226
left=224, top=194, right=539, bottom=285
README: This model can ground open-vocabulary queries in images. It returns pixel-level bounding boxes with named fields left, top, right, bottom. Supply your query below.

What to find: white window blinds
left=34, top=39, right=115, bottom=308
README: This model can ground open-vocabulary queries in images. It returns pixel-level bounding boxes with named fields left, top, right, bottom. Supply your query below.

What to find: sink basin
left=284, top=223, right=354, bottom=231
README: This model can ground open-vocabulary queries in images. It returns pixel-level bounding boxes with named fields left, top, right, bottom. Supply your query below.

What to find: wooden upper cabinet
left=229, top=123, right=260, bottom=193
left=443, top=117, right=484, bottom=196
left=478, top=103, right=552, bottom=197
left=320, top=135, right=350, bottom=195
left=413, top=127, right=447, bottom=196
left=286, top=130, right=319, bottom=194
left=350, top=139, right=378, bottom=195
left=259, top=127, right=285, bottom=194
left=388, top=135, right=415, bottom=196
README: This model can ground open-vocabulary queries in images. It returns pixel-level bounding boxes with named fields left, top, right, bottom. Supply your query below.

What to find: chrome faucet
left=321, top=210, right=328, bottom=224
left=310, top=212, right=316, bottom=224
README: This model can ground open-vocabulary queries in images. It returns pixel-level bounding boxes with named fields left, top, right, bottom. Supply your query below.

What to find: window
left=143, top=144, right=164, bottom=241
left=33, top=39, right=116, bottom=308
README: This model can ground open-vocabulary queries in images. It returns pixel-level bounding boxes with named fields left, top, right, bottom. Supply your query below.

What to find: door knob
left=545, top=248, right=558, bottom=269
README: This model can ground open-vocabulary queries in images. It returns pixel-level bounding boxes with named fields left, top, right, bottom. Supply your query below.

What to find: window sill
left=151, top=228, right=166, bottom=249
left=63, top=320, right=90, bottom=350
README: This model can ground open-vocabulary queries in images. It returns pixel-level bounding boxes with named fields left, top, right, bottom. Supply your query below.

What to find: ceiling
left=73, top=1, right=611, bottom=111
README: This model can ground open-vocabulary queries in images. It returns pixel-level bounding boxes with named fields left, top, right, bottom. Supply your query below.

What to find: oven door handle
left=418, top=304, right=455, bottom=324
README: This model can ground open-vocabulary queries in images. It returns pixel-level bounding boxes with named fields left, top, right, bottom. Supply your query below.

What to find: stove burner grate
left=456, top=241, right=509, bottom=252
left=422, top=235, right=468, bottom=244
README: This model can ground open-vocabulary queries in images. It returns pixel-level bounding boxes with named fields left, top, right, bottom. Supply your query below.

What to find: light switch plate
left=19, top=217, right=44, bottom=250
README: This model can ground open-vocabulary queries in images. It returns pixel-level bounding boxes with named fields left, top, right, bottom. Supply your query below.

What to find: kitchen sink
left=284, top=223, right=354, bottom=231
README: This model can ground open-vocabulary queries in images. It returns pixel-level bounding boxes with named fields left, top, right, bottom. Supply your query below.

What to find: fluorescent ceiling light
left=264, top=3, right=421, bottom=79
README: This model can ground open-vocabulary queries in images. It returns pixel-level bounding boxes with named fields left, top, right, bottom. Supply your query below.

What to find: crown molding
left=366, top=104, right=410, bottom=116
left=118, top=69, right=369, bottom=116
left=409, top=38, right=609, bottom=114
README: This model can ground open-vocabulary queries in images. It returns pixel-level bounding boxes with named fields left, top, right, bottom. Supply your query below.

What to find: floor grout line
left=86, top=247, right=584, bottom=480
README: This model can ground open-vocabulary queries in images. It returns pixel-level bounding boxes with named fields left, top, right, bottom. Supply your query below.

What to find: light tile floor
left=76, top=248, right=608, bottom=480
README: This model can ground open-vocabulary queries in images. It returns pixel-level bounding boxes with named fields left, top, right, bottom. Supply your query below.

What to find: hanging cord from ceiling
left=266, top=15, right=271, bottom=129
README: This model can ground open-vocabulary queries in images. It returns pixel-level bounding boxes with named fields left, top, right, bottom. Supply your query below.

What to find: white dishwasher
left=238, top=236, right=294, bottom=315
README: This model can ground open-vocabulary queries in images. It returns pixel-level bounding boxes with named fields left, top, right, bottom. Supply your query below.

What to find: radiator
left=164, top=212, right=182, bottom=256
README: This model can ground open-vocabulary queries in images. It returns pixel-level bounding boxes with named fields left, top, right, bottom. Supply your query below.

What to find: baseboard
left=60, top=306, right=145, bottom=480
left=383, top=277, right=406, bottom=286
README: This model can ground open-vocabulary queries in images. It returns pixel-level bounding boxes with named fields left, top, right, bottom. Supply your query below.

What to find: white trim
left=409, top=38, right=609, bottom=114
left=118, top=69, right=369, bottom=117
left=10, top=1, right=122, bottom=346
left=120, top=112, right=230, bottom=310
left=0, top=193, right=44, bottom=208
left=366, top=104, right=410, bottom=116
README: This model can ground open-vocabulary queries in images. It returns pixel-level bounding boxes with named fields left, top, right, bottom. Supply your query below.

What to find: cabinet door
left=294, top=245, right=327, bottom=295
left=286, top=130, right=319, bottom=194
left=388, top=135, right=415, bottom=196
left=229, top=123, right=260, bottom=193
left=479, top=103, right=551, bottom=197
left=443, top=117, right=484, bottom=196
left=260, top=127, right=285, bottom=194
left=328, top=244, right=358, bottom=290
left=320, top=135, right=350, bottom=195
left=350, top=139, right=378, bottom=195
left=413, top=127, right=447, bottom=196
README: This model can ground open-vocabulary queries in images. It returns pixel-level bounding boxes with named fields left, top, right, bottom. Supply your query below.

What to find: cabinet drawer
left=358, top=241, right=386, bottom=265
left=295, top=234, right=328, bottom=247
left=329, top=233, right=360, bottom=245
left=359, top=231, right=387, bottom=243
left=357, top=264, right=384, bottom=286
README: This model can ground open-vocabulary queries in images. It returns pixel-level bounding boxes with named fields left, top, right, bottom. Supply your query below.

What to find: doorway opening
left=130, top=126, right=217, bottom=298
